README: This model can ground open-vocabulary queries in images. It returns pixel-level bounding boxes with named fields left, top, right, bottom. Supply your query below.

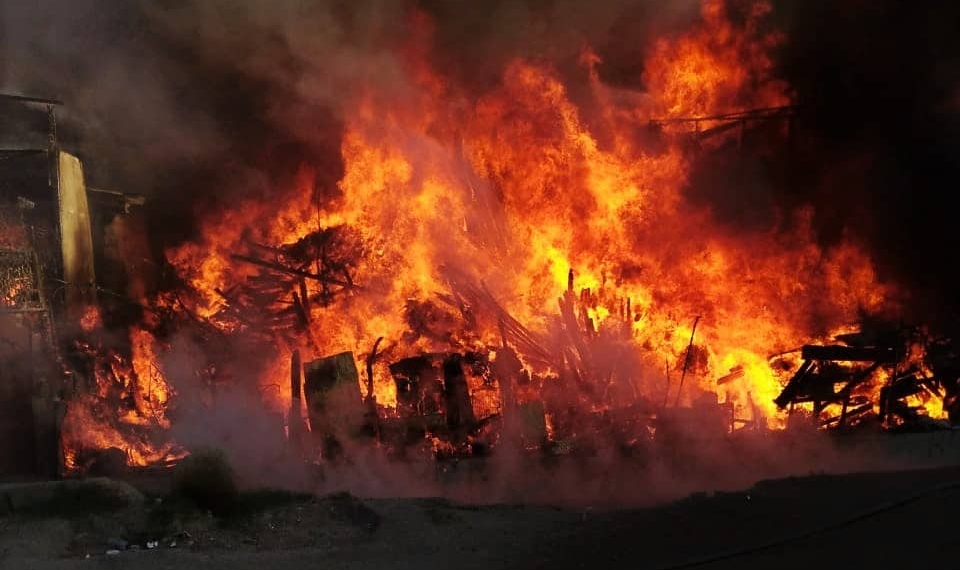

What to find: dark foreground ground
left=2, top=462, right=960, bottom=570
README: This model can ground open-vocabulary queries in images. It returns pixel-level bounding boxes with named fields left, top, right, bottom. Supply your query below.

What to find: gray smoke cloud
left=1, top=0, right=705, bottom=200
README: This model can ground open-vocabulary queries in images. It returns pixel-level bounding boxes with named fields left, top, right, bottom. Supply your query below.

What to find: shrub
left=170, top=447, right=239, bottom=515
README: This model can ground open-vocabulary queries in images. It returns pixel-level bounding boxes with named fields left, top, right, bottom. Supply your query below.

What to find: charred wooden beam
left=800, top=345, right=897, bottom=363
left=716, top=365, right=745, bottom=385
left=365, top=338, right=384, bottom=402
left=298, top=279, right=310, bottom=309
left=442, top=354, right=476, bottom=436
left=291, top=350, right=302, bottom=402
left=231, top=253, right=352, bottom=287
left=835, top=362, right=883, bottom=398
left=288, top=350, right=306, bottom=450
left=774, top=359, right=815, bottom=409
left=879, top=373, right=928, bottom=419
left=292, top=291, right=310, bottom=326
left=674, top=315, right=702, bottom=406
left=650, top=105, right=797, bottom=124
left=362, top=339, right=385, bottom=440
left=0, top=92, right=64, bottom=105
left=820, top=402, right=872, bottom=428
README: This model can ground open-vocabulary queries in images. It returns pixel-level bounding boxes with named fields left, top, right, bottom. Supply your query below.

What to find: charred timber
left=0, top=92, right=64, bottom=106
left=442, top=270, right=554, bottom=366
left=800, top=345, right=897, bottom=363
left=650, top=105, right=797, bottom=124
left=442, top=354, right=477, bottom=436
left=716, top=365, right=745, bottom=385
left=879, top=374, right=932, bottom=418
left=820, top=402, right=872, bottom=428
left=774, top=359, right=814, bottom=409
left=292, top=291, right=310, bottom=326
left=365, top=337, right=384, bottom=402
left=230, top=253, right=353, bottom=288
left=288, top=350, right=306, bottom=451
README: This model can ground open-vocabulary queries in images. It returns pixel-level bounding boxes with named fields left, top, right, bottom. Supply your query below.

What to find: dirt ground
left=2, top=460, right=960, bottom=570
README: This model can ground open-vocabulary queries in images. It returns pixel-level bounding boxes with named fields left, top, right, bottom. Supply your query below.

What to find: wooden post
left=303, top=352, right=362, bottom=461
left=442, top=354, right=476, bottom=438
left=288, top=349, right=305, bottom=454
left=674, top=315, right=702, bottom=407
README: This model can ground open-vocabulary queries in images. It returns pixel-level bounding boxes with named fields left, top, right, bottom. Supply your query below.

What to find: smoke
left=767, top=0, right=960, bottom=328
left=307, top=419, right=955, bottom=509
left=1, top=0, right=700, bottom=198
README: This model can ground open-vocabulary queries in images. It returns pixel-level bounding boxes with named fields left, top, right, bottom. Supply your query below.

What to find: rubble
left=774, top=323, right=960, bottom=432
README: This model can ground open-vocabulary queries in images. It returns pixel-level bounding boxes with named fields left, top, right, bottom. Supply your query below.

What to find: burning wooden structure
left=773, top=324, right=960, bottom=431
left=273, top=305, right=960, bottom=468
left=286, top=349, right=505, bottom=461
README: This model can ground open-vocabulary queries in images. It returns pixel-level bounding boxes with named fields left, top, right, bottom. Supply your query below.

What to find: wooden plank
left=231, top=253, right=352, bottom=287
left=800, top=345, right=897, bottom=363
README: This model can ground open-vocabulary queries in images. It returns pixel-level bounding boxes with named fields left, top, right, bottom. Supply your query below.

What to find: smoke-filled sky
left=2, top=0, right=959, bottom=325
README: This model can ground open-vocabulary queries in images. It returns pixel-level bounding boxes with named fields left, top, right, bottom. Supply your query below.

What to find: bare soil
left=2, top=462, right=959, bottom=570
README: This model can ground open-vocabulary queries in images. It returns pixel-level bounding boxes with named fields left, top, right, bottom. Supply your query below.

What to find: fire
left=128, top=327, right=173, bottom=429
left=61, top=325, right=184, bottom=469
left=80, top=304, right=102, bottom=332
left=644, top=0, right=788, bottom=119
left=155, top=0, right=894, bottom=433
left=64, top=0, right=922, bottom=470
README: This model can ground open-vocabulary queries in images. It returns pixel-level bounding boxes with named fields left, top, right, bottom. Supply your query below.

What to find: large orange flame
left=150, top=0, right=900, bottom=442
left=159, top=0, right=896, bottom=428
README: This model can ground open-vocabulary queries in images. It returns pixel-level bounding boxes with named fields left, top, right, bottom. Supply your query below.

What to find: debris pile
left=774, top=322, right=960, bottom=432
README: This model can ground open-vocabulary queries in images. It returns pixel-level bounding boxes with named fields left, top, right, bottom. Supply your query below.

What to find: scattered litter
left=147, top=541, right=159, bottom=549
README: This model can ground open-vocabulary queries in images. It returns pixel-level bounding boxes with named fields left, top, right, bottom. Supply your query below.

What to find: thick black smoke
left=769, top=0, right=960, bottom=329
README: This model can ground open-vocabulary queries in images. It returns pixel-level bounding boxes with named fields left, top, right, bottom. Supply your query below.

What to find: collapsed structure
left=774, top=325, right=960, bottom=430
left=278, top=306, right=960, bottom=471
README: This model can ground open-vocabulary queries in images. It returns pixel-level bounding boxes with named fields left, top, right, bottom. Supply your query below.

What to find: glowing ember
left=80, top=304, right=102, bottom=332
